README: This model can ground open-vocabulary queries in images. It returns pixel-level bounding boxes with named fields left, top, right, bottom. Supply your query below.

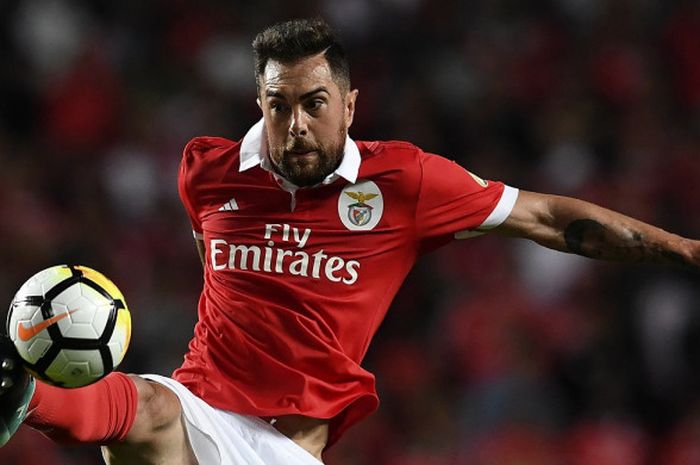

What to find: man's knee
left=103, top=377, right=195, bottom=465
left=124, top=375, right=183, bottom=442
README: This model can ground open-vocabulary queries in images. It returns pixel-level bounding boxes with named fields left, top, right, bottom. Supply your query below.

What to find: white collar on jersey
left=238, top=118, right=361, bottom=185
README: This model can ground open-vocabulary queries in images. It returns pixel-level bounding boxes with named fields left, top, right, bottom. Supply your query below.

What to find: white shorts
left=139, top=374, right=323, bottom=465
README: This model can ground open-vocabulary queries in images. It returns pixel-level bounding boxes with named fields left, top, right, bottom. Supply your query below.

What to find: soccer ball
left=7, top=265, right=131, bottom=388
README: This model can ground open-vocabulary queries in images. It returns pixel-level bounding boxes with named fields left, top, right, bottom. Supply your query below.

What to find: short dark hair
left=252, top=18, right=350, bottom=94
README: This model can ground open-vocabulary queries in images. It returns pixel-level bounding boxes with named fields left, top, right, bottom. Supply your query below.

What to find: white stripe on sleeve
left=454, top=186, right=519, bottom=240
left=479, top=185, right=519, bottom=229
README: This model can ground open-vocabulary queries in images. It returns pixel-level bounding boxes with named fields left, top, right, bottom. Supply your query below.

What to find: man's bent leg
left=26, top=373, right=196, bottom=465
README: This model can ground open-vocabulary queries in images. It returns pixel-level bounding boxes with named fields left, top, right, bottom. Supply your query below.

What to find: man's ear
left=345, top=89, right=359, bottom=128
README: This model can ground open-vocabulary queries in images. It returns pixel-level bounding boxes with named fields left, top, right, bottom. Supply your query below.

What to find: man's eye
left=270, top=102, right=287, bottom=113
left=306, top=99, right=324, bottom=111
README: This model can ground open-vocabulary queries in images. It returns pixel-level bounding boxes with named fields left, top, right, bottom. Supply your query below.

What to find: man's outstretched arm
left=493, top=190, right=700, bottom=268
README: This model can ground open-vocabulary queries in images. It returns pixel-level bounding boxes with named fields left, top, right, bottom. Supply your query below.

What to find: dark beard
left=271, top=128, right=345, bottom=187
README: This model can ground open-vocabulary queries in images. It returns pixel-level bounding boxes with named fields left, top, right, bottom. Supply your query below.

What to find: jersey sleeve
left=178, top=136, right=240, bottom=241
left=415, top=152, right=519, bottom=251
left=178, top=139, right=204, bottom=240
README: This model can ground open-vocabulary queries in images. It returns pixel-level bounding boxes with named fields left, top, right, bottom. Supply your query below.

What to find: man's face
left=258, top=53, right=357, bottom=187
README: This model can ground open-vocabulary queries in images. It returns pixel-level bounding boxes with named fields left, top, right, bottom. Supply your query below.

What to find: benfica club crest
left=346, top=191, right=378, bottom=226
left=338, top=180, right=383, bottom=231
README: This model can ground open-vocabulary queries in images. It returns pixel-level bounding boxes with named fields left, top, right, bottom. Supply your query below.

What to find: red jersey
left=173, top=119, right=519, bottom=446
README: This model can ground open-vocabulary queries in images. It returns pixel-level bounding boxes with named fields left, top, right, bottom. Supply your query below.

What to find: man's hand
left=0, top=336, right=35, bottom=447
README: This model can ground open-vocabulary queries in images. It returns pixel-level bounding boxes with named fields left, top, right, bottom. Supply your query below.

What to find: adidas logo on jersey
left=219, top=197, right=239, bottom=212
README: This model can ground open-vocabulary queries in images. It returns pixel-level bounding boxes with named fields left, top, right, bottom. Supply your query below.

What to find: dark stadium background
left=1, top=1, right=700, bottom=464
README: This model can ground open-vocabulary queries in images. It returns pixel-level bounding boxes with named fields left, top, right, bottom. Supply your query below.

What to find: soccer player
left=1, top=17, right=699, bottom=465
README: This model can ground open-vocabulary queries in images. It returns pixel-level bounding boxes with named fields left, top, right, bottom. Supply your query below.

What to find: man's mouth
left=287, top=149, right=318, bottom=157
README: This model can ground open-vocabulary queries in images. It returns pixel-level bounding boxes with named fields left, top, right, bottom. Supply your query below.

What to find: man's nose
left=289, top=108, right=309, bottom=137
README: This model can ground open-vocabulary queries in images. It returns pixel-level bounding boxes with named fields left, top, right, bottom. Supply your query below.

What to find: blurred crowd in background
left=1, top=0, right=700, bottom=464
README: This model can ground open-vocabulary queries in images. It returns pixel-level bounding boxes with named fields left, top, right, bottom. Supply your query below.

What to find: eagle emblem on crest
left=345, top=191, right=379, bottom=226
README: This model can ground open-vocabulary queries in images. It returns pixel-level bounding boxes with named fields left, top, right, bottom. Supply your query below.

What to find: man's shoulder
left=355, top=140, right=426, bottom=189
left=357, top=140, right=423, bottom=158
left=179, top=136, right=242, bottom=186
left=356, top=140, right=426, bottom=173
left=182, top=136, right=241, bottom=162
